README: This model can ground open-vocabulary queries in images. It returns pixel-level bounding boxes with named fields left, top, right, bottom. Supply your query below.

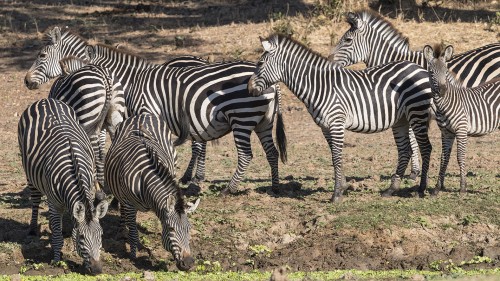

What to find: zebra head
left=161, top=193, right=200, bottom=271
left=248, top=35, right=284, bottom=96
left=25, top=27, right=87, bottom=89
left=328, top=12, right=368, bottom=66
left=423, top=45, right=454, bottom=98
left=72, top=199, right=109, bottom=275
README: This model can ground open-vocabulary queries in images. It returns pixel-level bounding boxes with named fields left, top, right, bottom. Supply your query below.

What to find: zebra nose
left=24, top=77, right=39, bottom=90
left=176, top=256, right=195, bottom=271
left=87, top=258, right=103, bottom=275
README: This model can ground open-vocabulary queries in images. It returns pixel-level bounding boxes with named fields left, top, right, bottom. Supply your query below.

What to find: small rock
left=339, top=272, right=357, bottom=280
left=143, top=271, right=155, bottom=281
left=14, top=112, right=19, bottom=117
left=410, top=274, right=425, bottom=281
left=10, top=274, right=21, bottom=281
left=281, top=233, right=297, bottom=244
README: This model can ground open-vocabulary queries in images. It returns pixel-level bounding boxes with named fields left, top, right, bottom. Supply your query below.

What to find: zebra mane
left=269, top=34, right=331, bottom=63
left=67, top=138, right=94, bottom=217
left=431, top=43, right=445, bottom=59
left=43, top=26, right=87, bottom=45
left=93, top=43, right=151, bottom=64
left=351, top=10, right=410, bottom=51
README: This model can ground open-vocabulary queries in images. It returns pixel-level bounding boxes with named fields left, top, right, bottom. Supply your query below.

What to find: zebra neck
left=366, top=42, right=424, bottom=67
left=60, top=33, right=88, bottom=62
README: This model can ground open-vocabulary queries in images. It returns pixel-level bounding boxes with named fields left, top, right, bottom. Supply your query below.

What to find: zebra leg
left=412, top=122, right=432, bottom=197
left=382, top=125, right=412, bottom=197
left=220, top=129, right=253, bottom=195
left=322, top=127, right=346, bottom=203
left=28, top=183, right=42, bottom=236
left=408, top=128, right=421, bottom=180
left=255, top=128, right=280, bottom=193
left=456, top=131, right=468, bottom=194
left=122, top=203, right=139, bottom=259
left=180, top=141, right=199, bottom=184
left=48, top=205, right=64, bottom=263
left=433, top=131, right=455, bottom=196
left=194, top=141, right=207, bottom=183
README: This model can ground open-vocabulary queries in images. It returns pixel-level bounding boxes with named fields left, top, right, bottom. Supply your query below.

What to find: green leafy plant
left=248, top=244, right=272, bottom=258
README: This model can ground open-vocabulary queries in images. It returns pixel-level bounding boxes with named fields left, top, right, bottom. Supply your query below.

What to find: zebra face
left=423, top=45, right=454, bottom=98
left=328, top=12, right=367, bottom=66
left=72, top=200, right=108, bottom=275
left=248, top=38, right=282, bottom=96
left=25, top=46, right=64, bottom=90
left=161, top=194, right=197, bottom=271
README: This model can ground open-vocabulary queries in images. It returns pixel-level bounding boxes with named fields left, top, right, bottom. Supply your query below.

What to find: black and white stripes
left=423, top=45, right=500, bottom=194
left=249, top=34, right=433, bottom=202
left=18, top=99, right=108, bottom=275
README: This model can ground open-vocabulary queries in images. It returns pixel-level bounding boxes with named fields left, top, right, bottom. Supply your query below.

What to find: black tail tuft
left=174, top=107, right=190, bottom=146
left=276, top=111, right=287, bottom=164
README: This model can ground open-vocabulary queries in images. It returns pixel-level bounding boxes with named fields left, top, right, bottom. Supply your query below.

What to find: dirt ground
left=0, top=0, right=499, bottom=277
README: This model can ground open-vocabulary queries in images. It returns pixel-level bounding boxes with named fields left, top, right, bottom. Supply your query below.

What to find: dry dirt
left=0, top=0, right=499, bottom=277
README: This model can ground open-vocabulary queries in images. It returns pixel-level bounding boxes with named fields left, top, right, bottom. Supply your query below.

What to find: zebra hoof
left=219, top=188, right=231, bottom=197
left=329, top=195, right=343, bottom=203
left=381, top=189, right=394, bottom=197
left=180, top=176, right=191, bottom=185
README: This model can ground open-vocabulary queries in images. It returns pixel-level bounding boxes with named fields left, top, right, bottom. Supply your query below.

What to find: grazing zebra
left=329, top=11, right=500, bottom=178
left=329, top=11, right=500, bottom=87
left=49, top=58, right=126, bottom=189
left=18, top=98, right=109, bottom=275
left=248, top=34, right=433, bottom=202
left=104, top=113, right=198, bottom=271
left=423, top=45, right=500, bottom=195
left=25, top=27, right=287, bottom=194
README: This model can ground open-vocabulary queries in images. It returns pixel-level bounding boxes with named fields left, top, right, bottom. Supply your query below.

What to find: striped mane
left=353, top=10, right=410, bottom=51
left=269, top=34, right=333, bottom=66
left=93, top=43, right=151, bottom=66
left=43, top=26, right=87, bottom=44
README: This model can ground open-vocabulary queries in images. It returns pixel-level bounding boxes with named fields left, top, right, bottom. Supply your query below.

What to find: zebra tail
left=173, top=107, right=190, bottom=147
left=275, top=84, right=287, bottom=164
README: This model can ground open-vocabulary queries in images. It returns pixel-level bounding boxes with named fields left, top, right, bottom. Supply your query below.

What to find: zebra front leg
left=414, top=124, right=432, bottom=197
left=433, top=132, right=455, bottom=196
left=28, top=183, right=42, bottom=236
left=180, top=141, right=199, bottom=184
left=194, top=141, right=207, bottom=183
left=382, top=125, right=412, bottom=197
left=256, top=129, right=280, bottom=193
left=323, top=127, right=346, bottom=203
left=408, top=128, right=421, bottom=180
left=48, top=205, right=64, bottom=263
left=456, top=131, right=468, bottom=194
left=220, top=129, right=253, bottom=195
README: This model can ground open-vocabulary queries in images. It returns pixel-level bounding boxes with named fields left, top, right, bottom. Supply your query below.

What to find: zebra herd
left=17, top=10, right=499, bottom=274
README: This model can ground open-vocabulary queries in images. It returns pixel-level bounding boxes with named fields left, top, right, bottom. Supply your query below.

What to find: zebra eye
left=39, top=53, right=47, bottom=59
left=344, top=37, right=353, bottom=43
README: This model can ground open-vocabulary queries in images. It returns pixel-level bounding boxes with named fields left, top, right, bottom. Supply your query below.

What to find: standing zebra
left=423, top=45, right=500, bottom=195
left=329, top=11, right=500, bottom=178
left=248, top=34, right=433, bottom=202
left=18, top=99, right=109, bottom=274
left=329, top=11, right=500, bottom=87
left=25, top=27, right=287, bottom=194
left=49, top=59, right=126, bottom=188
left=105, top=113, right=198, bottom=271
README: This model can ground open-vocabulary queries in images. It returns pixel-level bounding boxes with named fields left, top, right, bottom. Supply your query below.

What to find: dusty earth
left=0, top=0, right=499, bottom=277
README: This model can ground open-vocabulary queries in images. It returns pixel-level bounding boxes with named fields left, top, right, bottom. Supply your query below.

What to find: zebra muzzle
left=24, top=74, right=40, bottom=90
left=176, top=255, right=195, bottom=271
left=86, top=257, right=103, bottom=275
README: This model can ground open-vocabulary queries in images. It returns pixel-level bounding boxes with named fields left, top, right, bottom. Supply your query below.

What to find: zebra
left=48, top=57, right=126, bottom=189
left=248, top=34, right=433, bottom=202
left=423, top=44, right=500, bottom=195
left=25, top=27, right=287, bottom=194
left=18, top=98, right=109, bottom=275
left=329, top=11, right=500, bottom=87
left=104, top=113, right=199, bottom=271
left=329, top=11, right=500, bottom=179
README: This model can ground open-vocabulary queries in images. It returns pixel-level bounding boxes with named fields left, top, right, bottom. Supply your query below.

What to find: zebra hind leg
left=121, top=203, right=139, bottom=259
left=408, top=128, right=421, bottom=180
left=255, top=128, right=280, bottom=193
left=382, top=125, right=412, bottom=197
left=28, top=183, right=42, bottom=236
left=220, top=129, right=253, bottom=195
left=180, top=141, right=199, bottom=184
left=413, top=122, right=432, bottom=197
left=432, top=131, right=454, bottom=196
left=193, top=141, right=207, bottom=183
left=48, top=206, right=64, bottom=263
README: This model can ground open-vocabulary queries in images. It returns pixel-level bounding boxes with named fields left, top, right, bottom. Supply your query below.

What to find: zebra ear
left=95, top=200, right=108, bottom=219
left=73, top=202, right=86, bottom=223
left=422, top=45, right=434, bottom=62
left=166, top=194, right=177, bottom=213
left=185, top=198, right=200, bottom=214
left=85, top=45, right=95, bottom=61
left=49, top=27, right=62, bottom=45
left=346, top=12, right=360, bottom=29
left=261, top=39, right=272, bottom=52
left=443, top=45, right=454, bottom=61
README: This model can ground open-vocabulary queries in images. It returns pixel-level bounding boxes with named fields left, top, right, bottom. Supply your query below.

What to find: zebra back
left=18, top=98, right=108, bottom=274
